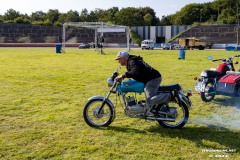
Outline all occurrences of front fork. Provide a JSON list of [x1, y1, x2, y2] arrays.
[[98, 100, 107, 114], [97, 81, 118, 115]]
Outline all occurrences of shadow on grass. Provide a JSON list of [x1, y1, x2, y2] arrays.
[[100, 125, 239, 153], [212, 97, 240, 109], [148, 126, 240, 152]]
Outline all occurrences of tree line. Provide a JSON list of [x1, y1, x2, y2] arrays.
[[0, 0, 239, 26], [0, 7, 160, 26], [161, 0, 240, 25]]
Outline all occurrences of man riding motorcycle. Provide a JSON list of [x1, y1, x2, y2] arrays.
[[115, 51, 171, 112], [83, 51, 192, 128]]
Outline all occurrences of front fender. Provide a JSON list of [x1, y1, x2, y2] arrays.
[[87, 96, 116, 120]]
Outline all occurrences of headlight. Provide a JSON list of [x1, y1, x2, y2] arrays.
[[107, 78, 114, 87], [201, 70, 208, 77]]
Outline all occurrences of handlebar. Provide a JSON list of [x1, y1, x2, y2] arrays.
[[212, 55, 240, 62], [212, 58, 226, 62]]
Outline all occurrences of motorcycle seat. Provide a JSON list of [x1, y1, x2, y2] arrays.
[[158, 84, 181, 92], [206, 70, 224, 77]]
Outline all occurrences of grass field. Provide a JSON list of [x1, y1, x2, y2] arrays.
[[0, 47, 239, 159]]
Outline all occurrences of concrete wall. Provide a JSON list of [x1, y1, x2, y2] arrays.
[[0, 23, 62, 43], [0, 23, 126, 43], [1, 23, 239, 44], [181, 24, 239, 44]]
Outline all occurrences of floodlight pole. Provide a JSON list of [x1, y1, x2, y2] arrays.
[[100, 22, 104, 54], [95, 29, 98, 51], [127, 27, 130, 52], [62, 24, 66, 53], [237, 20, 239, 47], [237, 5, 239, 48]]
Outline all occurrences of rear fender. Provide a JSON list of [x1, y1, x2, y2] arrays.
[[179, 92, 192, 109]]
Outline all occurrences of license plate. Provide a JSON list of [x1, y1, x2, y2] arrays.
[[195, 82, 205, 92]]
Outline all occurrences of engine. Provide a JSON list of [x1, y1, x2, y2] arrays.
[[125, 96, 145, 116]]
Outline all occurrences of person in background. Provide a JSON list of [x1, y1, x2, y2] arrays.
[[58, 36, 62, 43]]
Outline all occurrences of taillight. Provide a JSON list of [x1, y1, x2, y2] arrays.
[[197, 78, 203, 82], [194, 77, 203, 82], [187, 92, 192, 97], [184, 90, 192, 97]]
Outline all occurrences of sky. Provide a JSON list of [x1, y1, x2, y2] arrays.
[[0, 0, 215, 18]]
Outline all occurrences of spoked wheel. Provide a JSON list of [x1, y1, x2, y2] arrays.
[[83, 99, 114, 127], [157, 101, 189, 129], [200, 81, 215, 102]]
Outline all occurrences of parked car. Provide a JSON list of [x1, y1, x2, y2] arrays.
[[163, 43, 173, 50], [172, 44, 181, 50], [79, 43, 90, 49]]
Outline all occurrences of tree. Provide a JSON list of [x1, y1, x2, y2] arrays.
[[30, 11, 46, 22], [144, 13, 153, 26], [115, 7, 144, 26], [106, 7, 119, 23], [171, 4, 205, 25], [88, 10, 98, 22], [140, 7, 159, 25], [45, 9, 60, 24], [92, 8, 109, 23], [159, 15, 173, 26], [3, 9, 21, 21], [79, 8, 89, 22], [200, 3, 215, 22], [5, 0, 240, 26], [65, 10, 79, 22], [218, 8, 236, 24], [0, 15, 3, 22], [14, 16, 31, 24], [58, 13, 67, 24]]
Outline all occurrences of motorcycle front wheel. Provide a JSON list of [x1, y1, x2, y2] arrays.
[[157, 100, 189, 129], [83, 99, 114, 127], [200, 81, 215, 102]]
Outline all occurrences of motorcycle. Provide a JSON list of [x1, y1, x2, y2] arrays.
[[195, 54, 240, 102], [83, 71, 192, 129]]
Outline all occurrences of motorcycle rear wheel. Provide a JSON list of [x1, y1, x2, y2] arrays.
[[200, 81, 215, 102], [83, 99, 114, 127], [157, 100, 189, 129]]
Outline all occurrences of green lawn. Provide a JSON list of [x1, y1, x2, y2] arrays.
[[0, 47, 239, 159]]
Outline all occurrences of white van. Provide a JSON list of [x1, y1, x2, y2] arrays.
[[141, 40, 154, 50]]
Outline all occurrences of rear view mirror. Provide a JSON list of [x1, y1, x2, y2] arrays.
[[208, 56, 213, 60]]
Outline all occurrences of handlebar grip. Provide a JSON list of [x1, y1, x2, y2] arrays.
[[212, 58, 225, 62]]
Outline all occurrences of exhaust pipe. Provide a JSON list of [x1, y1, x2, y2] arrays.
[[146, 116, 176, 122]]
